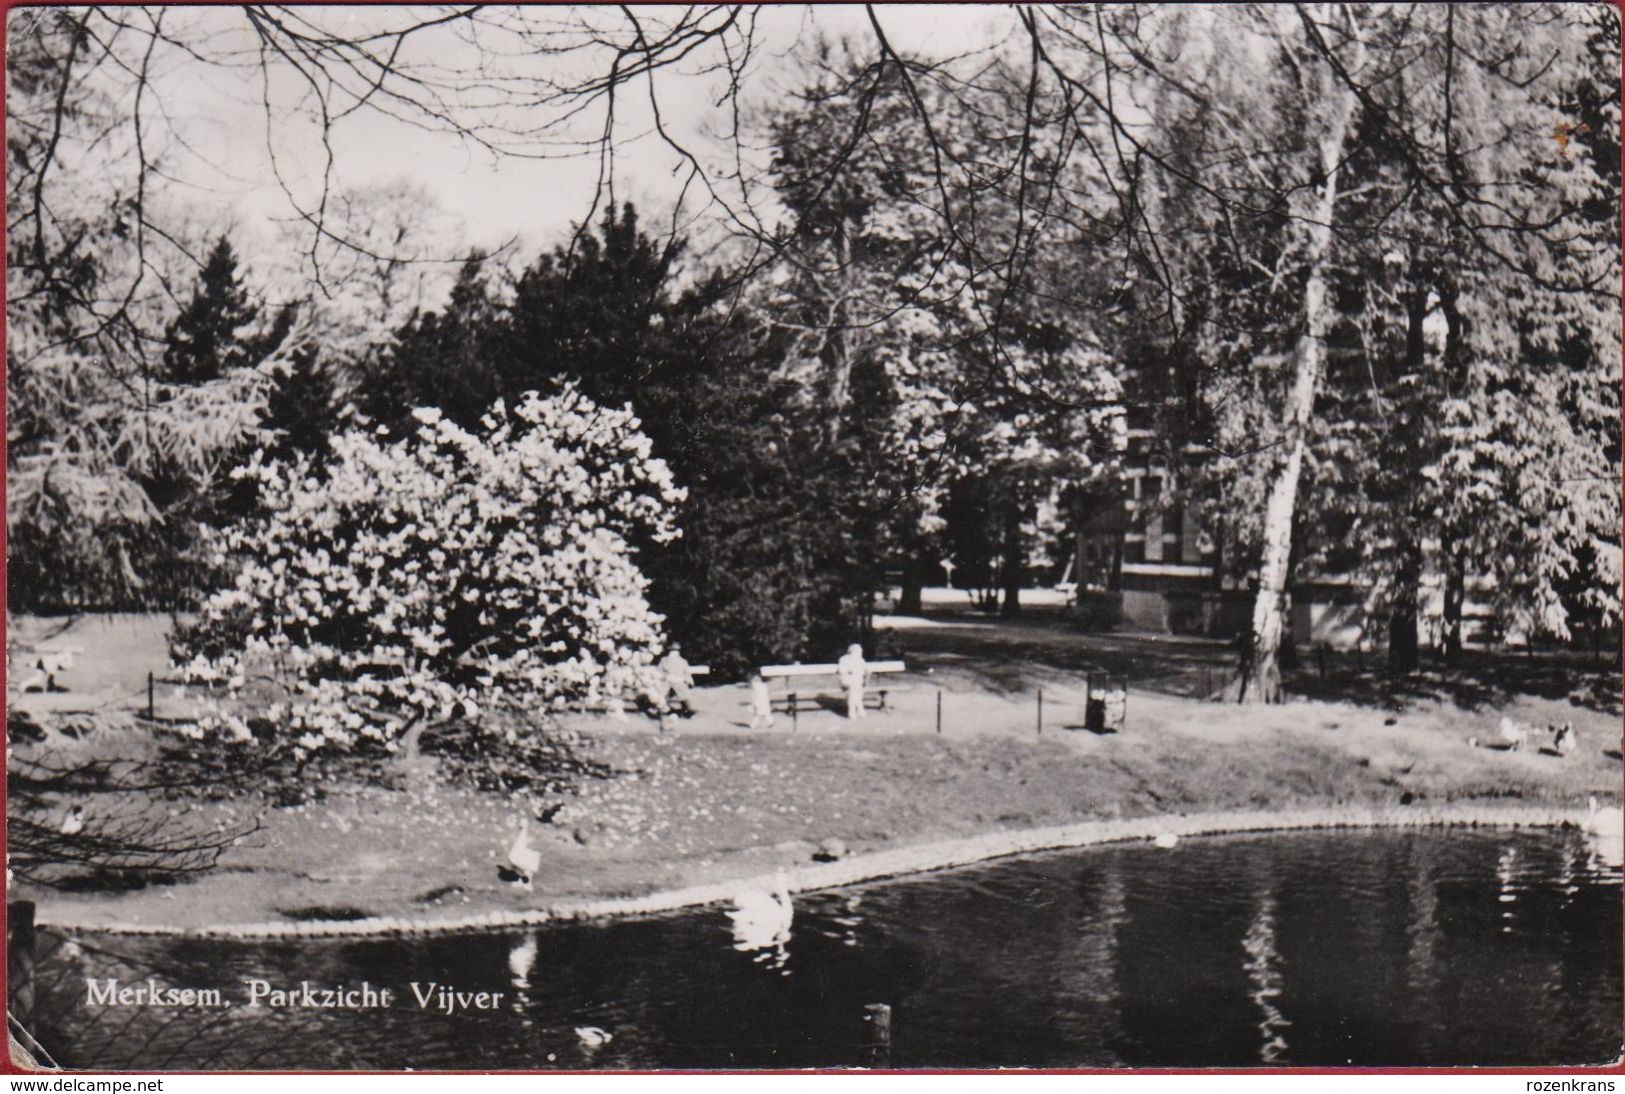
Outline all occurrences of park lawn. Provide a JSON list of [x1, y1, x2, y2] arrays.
[[11, 667, 1620, 932]]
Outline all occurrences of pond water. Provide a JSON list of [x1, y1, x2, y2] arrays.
[[26, 828, 1622, 1070]]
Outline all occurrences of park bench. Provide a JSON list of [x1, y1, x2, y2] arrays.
[[760, 660, 906, 716]]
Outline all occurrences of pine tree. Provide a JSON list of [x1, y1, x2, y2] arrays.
[[355, 253, 503, 433], [261, 344, 341, 466], [504, 203, 684, 411], [163, 236, 261, 385]]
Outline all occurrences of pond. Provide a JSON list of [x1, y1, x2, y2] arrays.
[[23, 827, 1622, 1070]]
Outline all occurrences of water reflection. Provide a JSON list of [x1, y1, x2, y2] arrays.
[[1242, 890, 1290, 1062], [27, 829, 1622, 1070]]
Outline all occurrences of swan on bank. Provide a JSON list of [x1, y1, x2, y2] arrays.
[[499, 818, 542, 888]]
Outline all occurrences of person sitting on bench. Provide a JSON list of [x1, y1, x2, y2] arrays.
[[658, 646, 696, 729]]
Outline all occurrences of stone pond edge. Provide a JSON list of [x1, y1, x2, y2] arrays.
[[38, 802, 1596, 940]]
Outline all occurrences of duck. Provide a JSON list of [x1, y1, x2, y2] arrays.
[[726, 868, 794, 950], [498, 817, 542, 888], [813, 838, 848, 863]]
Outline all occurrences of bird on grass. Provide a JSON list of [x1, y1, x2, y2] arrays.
[[497, 818, 542, 889], [60, 806, 84, 837], [1497, 716, 1531, 751]]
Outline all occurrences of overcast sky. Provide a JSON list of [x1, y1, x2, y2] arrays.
[[157, 5, 1018, 264]]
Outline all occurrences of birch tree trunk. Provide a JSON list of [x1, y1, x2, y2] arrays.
[[824, 219, 856, 447], [1239, 57, 1360, 703]]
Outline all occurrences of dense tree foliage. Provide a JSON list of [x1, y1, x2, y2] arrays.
[[9, 3, 1617, 706]]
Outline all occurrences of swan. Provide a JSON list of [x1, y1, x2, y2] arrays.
[[1153, 833, 1179, 850], [1497, 716, 1530, 750], [1583, 796, 1623, 869], [499, 818, 542, 887], [60, 805, 85, 836], [727, 869, 794, 950], [574, 1026, 613, 1048]]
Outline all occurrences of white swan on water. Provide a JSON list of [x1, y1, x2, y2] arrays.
[[727, 869, 794, 951], [1583, 796, 1623, 869]]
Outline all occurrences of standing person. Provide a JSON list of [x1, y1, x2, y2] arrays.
[[837, 643, 868, 720], [749, 672, 775, 731], [659, 645, 695, 723]]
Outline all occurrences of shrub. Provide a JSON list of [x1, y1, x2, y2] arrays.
[[173, 386, 684, 754]]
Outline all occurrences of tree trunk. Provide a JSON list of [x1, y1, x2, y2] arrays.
[[1384, 555, 1423, 672], [1442, 545, 1465, 664], [898, 558, 923, 615], [1387, 288, 1428, 677], [1000, 498, 1023, 618], [824, 219, 855, 447], [1439, 290, 1467, 667], [397, 714, 427, 765], [1240, 69, 1359, 704]]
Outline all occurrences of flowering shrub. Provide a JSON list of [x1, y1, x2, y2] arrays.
[[173, 386, 684, 754]]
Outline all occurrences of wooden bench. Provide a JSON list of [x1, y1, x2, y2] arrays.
[[760, 661, 905, 716], [769, 690, 891, 714]]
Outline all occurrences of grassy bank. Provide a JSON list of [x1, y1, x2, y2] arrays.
[[8, 611, 1621, 933]]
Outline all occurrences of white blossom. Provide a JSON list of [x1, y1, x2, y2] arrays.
[[176, 385, 684, 754]]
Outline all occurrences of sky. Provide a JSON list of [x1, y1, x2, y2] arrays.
[[147, 5, 1020, 265]]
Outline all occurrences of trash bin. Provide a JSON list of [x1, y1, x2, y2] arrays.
[[1085, 672, 1127, 733]]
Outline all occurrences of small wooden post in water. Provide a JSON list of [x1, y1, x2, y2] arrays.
[[147, 672, 155, 719], [1036, 688, 1043, 735], [790, 692, 798, 732], [863, 1002, 892, 1065], [935, 689, 942, 734]]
